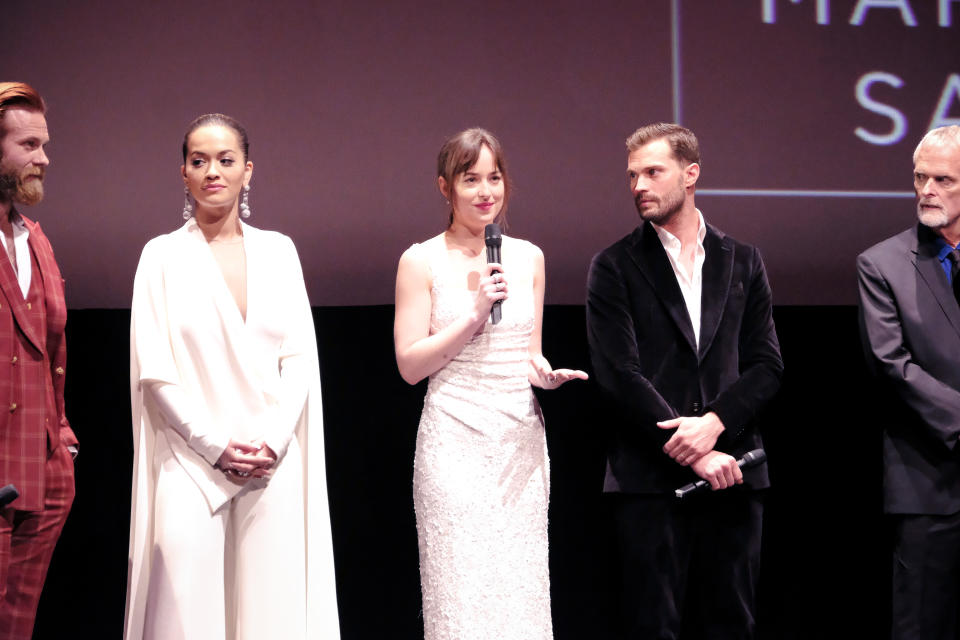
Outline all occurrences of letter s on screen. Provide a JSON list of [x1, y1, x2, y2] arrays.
[[854, 71, 907, 146]]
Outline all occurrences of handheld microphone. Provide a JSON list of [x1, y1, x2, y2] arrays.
[[674, 449, 766, 499], [0, 484, 19, 508], [484, 223, 502, 324]]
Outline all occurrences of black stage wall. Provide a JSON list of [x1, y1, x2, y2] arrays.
[[32, 305, 885, 639]]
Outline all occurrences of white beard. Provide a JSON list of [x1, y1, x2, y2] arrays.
[[918, 204, 948, 229]]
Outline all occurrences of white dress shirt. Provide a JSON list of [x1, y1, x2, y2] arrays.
[[0, 215, 32, 297], [651, 210, 706, 348]]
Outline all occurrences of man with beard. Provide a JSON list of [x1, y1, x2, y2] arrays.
[[0, 82, 76, 639], [858, 125, 960, 640], [586, 123, 783, 639]]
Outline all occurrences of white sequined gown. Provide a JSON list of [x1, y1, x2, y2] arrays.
[[412, 235, 553, 640]]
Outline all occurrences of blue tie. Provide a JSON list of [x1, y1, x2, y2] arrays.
[[948, 249, 960, 305]]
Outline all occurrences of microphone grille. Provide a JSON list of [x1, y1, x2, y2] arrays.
[[742, 449, 767, 467], [484, 223, 502, 246]]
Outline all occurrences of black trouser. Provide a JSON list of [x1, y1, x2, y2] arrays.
[[610, 490, 763, 640], [891, 511, 960, 640]]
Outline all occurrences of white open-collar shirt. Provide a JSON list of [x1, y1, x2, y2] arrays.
[[0, 214, 32, 297], [651, 209, 707, 348]]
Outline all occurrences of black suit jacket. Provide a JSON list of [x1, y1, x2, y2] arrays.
[[858, 224, 960, 515], [586, 221, 783, 494]]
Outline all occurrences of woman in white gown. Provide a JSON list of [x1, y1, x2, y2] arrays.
[[125, 114, 339, 640], [394, 128, 587, 640]]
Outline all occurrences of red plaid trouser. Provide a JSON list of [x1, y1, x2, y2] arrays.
[[0, 444, 75, 640]]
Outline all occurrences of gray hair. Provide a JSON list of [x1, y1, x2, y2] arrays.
[[913, 125, 960, 163]]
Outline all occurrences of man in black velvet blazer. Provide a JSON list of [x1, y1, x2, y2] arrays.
[[857, 124, 960, 640], [586, 123, 783, 639]]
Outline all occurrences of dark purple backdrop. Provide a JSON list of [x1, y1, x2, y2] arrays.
[[4, 0, 958, 307]]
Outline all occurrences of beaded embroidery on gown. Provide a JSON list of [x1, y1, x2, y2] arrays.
[[412, 234, 553, 640]]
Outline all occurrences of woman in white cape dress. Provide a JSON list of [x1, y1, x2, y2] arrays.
[[124, 114, 339, 640]]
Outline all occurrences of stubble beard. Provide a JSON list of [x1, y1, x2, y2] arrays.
[[635, 183, 685, 226]]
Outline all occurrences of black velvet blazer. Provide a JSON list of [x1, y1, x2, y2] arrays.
[[586, 221, 783, 494]]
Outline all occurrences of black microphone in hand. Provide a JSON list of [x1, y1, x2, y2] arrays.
[[674, 449, 766, 499], [484, 223, 502, 324], [0, 484, 19, 508]]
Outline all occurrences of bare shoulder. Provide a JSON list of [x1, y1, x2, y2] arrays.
[[398, 234, 443, 284], [398, 239, 427, 268]]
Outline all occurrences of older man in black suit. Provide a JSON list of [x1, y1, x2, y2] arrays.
[[857, 124, 960, 640], [586, 123, 783, 639]]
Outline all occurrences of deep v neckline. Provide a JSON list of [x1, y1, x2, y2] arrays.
[[191, 221, 251, 328], [208, 236, 248, 323]]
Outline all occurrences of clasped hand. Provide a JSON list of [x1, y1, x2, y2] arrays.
[[657, 412, 724, 466], [689, 450, 743, 491], [217, 438, 277, 483], [658, 412, 741, 491]]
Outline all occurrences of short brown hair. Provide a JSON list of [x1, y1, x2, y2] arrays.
[[437, 128, 511, 227], [626, 123, 700, 167], [0, 82, 46, 140]]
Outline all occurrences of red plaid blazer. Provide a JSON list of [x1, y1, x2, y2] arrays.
[[0, 214, 75, 512]]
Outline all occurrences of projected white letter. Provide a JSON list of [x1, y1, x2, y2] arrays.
[[763, 0, 831, 24], [850, 0, 918, 25], [941, 0, 960, 26], [854, 72, 907, 145], [929, 74, 960, 130]]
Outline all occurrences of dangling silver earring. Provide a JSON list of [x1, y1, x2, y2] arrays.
[[239, 184, 251, 219], [182, 186, 193, 220]]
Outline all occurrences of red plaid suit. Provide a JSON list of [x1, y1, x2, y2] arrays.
[[0, 214, 75, 638]]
